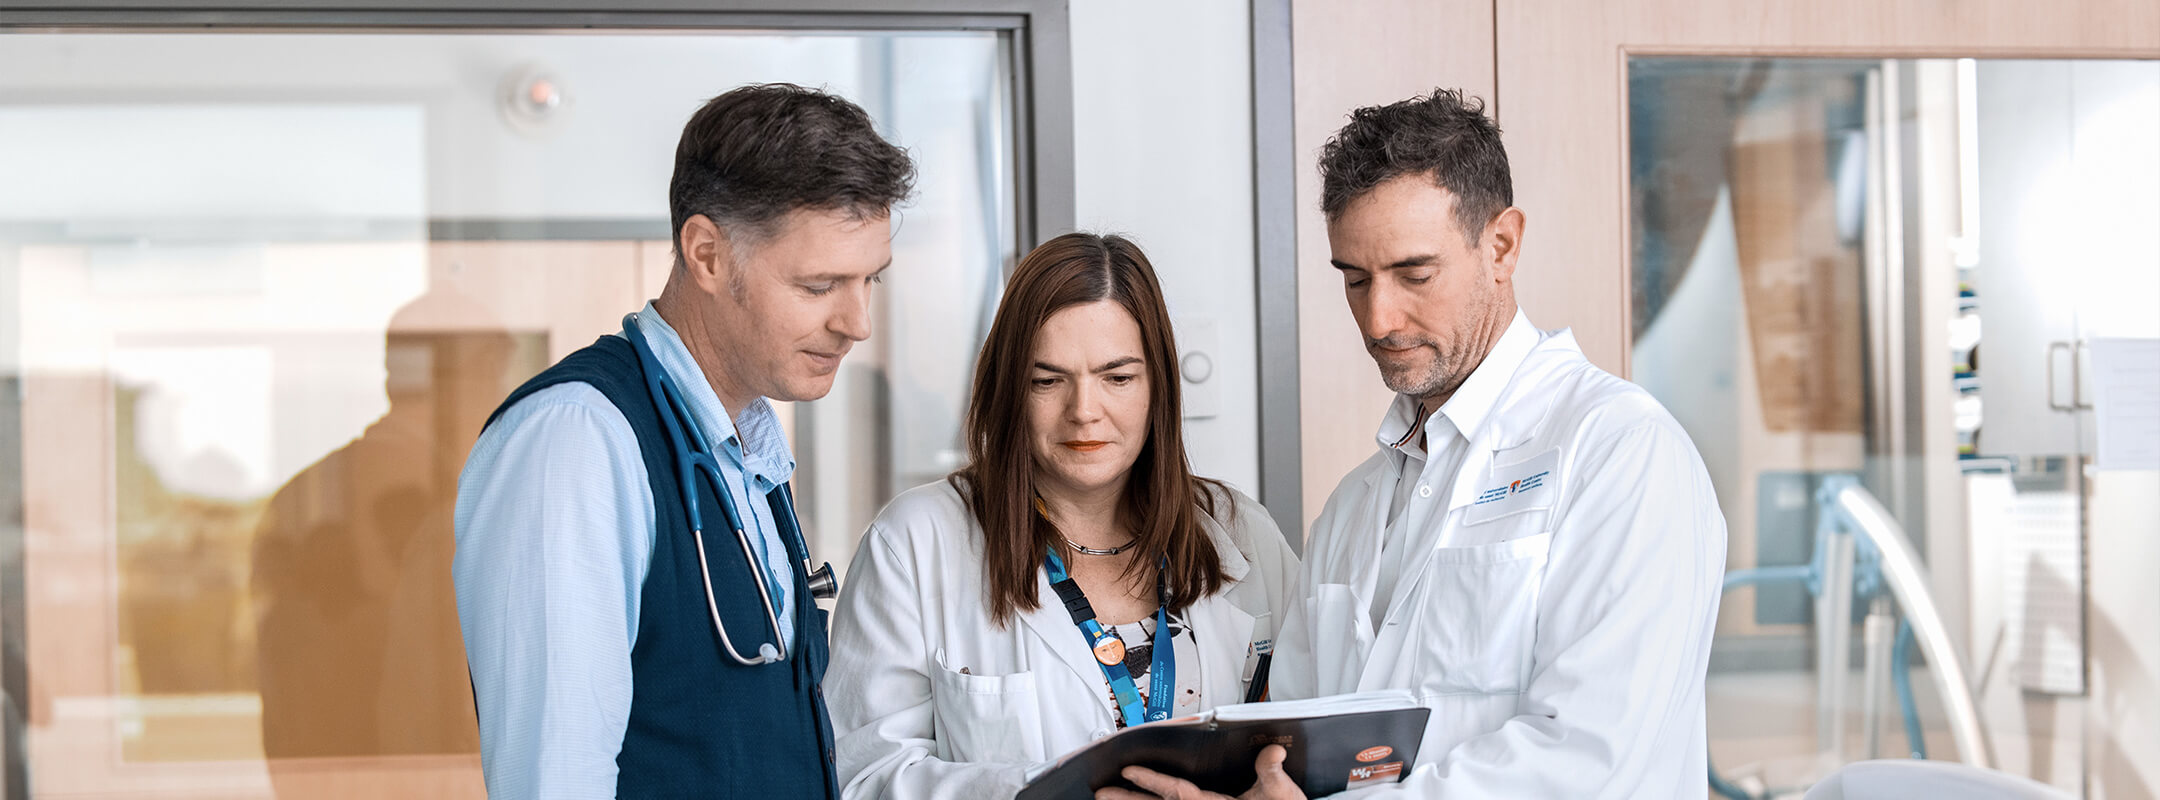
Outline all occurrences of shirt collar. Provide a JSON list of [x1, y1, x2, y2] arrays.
[[1372, 307, 1540, 453], [630, 301, 797, 488], [1375, 393, 1454, 460]]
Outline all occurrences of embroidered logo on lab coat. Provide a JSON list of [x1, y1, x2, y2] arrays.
[[1464, 447, 1559, 525], [1473, 471, 1548, 505]]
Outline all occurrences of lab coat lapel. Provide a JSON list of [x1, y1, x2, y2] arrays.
[[1190, 503, 1260, 704], [1187, 592, 1258, 707], [1377, 424, 1497, 617], [1015, 509, 1264, 720], [1298, 467, 1384, 697], [1338, 468, 1389, 614], [1361, 353, 1559, 634], [1352, 428, 1494, 691], [1016, 569, 1117, 717], [1441, 428, 1503, 547]]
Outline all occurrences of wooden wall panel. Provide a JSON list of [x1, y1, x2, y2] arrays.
[[1290, 0, 1497, 532]]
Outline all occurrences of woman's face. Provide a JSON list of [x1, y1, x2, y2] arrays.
[[1027, 300, 1153, 501]]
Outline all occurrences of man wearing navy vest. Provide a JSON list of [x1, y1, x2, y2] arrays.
[[454, 84, 914, 798]]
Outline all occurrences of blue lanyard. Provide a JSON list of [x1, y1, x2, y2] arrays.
[[1043, 548, 1176, 727]]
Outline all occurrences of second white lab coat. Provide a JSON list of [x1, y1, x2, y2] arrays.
[[1271, 319, 1728, 798], [826, 480, 1299, 800]]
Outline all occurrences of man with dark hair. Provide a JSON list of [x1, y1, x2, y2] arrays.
[[455, 83, 913, 798], [1104, 90, 1724, 799]]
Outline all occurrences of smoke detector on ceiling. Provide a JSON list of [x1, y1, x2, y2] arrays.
[[500, 65, 569, 135]]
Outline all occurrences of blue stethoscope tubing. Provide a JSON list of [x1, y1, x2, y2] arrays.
[[621, 312, 837, 667]]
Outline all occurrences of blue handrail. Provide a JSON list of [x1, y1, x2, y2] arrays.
[[1709, 560, 1928, 798]]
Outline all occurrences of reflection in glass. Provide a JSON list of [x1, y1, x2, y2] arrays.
[[1, 29, 1014, 797], [1632, 58, 1876, 640], [1630, 56, 2160, 796]]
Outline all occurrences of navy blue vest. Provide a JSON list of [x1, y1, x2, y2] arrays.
[[483, 334, 839, 799]]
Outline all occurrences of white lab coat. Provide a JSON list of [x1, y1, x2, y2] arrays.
[[1272, 318, 1727, 798], [826, 480, 1299, 800]]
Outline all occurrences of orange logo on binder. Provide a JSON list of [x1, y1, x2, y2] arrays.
[[1355, 746, 1393, 763]]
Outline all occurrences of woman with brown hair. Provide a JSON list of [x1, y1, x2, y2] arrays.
[[824, 232, 1298, 799]]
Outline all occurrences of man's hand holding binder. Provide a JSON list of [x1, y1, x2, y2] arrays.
[[1096, 743, 1306, 800]]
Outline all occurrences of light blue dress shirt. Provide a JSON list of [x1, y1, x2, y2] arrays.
[[453, 301, 798, 798]]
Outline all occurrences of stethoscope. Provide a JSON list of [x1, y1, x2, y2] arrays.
[[622, 312, 839, 666]]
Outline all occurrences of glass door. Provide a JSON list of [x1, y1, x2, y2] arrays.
[[1628, 55, 2159, 797]]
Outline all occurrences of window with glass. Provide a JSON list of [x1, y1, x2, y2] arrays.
[[0, 27, 1018, 796]]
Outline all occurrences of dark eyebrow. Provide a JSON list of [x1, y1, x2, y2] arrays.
[[1032, 356, 1142, 376], [802, 259, 893, 284], [1093, 356, 1142, 373], [1331, 254, 1439, 272]]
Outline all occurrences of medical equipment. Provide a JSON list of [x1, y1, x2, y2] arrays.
[[1710, 476, 1991, 800], [622, 312, 839, 667]]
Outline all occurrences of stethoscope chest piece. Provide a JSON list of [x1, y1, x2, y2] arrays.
[[806, 560, 839, 601]]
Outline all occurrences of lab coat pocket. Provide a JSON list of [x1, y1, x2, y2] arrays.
[[1417, 532, 1554, 695], [928, 649, 1045, 765]]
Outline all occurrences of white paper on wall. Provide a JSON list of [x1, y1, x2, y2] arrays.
[[2089, 338, 2160, 471]]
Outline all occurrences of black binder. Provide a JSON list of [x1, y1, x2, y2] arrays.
[[1017, 700, 1431, 799]]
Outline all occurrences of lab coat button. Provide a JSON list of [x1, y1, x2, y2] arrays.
[[1092, 728, 1111, 740], [1417, 484, 1433, 499]]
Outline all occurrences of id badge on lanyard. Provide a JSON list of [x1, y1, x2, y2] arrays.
[[1043, 548, 1176, 727]]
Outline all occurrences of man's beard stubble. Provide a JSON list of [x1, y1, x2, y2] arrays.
[[1370, 286, 1498, 401]]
